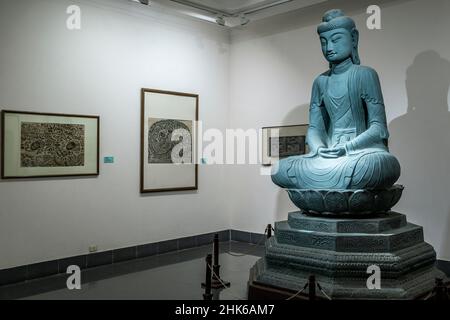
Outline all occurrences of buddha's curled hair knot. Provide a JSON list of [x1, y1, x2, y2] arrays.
[[317, 9, 356, 34], [322, 9, 345, 22]]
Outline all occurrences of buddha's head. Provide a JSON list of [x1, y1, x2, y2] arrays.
[[317, 9, 360, 66]]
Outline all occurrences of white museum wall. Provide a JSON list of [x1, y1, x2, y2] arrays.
[[228, 0, 450, 260], [0, 0, 230, 269]]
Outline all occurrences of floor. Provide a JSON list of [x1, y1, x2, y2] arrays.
[[0, 242, 264, 300], [2, 241, 448, 300]]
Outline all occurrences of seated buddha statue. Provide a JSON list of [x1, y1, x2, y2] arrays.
[[272, 9, 401, 191]]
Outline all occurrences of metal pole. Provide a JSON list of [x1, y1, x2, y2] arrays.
[[213, 234, 219, 266], [212, 234, 230, 288], [203, 254, 213, 300], [434, 278, 449, 301], [267, 224, 272, 239], [308, 275, 316, 301]]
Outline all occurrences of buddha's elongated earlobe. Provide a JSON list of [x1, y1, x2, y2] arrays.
[[351, 28, 361, 65]]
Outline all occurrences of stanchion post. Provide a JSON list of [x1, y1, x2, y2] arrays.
[[203, 254, 213, 300], [211, 234, 230, 289], [213, 234, 219, 266], [267, 224, 272, 239], [308, 275, 316, 301], [434, 278, 449, 301]]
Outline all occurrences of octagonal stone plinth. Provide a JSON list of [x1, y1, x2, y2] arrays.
[[275, 220, 423, 253], [251, 257, 444, 300], [249, 211, 447, 300], [264, 237, 436, 278], [287, 211, 407, 233]]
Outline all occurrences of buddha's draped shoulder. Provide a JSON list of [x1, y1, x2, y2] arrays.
[[355, 66, 385, 105], [311, 66, 385, 109]]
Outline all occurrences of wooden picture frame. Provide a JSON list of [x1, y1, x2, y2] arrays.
[[1, 110, 100, 179], [140, 88, 199, 193], [262, 124, 309, 166]]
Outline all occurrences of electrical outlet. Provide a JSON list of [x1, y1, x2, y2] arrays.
[[89, 245, 98, 253]]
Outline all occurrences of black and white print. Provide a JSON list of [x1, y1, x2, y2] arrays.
[[20, 122, 85, 167], [269, 135, 306, 158], [148, 118, 193, 164]]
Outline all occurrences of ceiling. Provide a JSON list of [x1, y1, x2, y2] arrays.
[[148, 0, 329, 27], [171, 0, 293, 16]]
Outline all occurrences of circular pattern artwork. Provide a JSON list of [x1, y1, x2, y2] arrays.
[[148, 118, 192, 164]]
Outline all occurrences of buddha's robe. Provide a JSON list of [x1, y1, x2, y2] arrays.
[[272, 65, 401, 190]]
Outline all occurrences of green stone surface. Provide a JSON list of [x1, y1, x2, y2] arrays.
[[250, 212, 446, 299], [288, 211, 407, 233]]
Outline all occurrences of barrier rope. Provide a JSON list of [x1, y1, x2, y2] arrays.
[[316, 282, 332, 300], [284, 280, 333, 300], [207, 254, 333, 301], [423, 279, 450, 300], [423, 290, 434, 301], [208, 263, 245, 300], [226, 227, 269, 257], [206, 225, 337, 301], [208, 264, 311, 301], [286, 282, 309, 300]]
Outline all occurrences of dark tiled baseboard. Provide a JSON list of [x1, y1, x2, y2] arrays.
[[58, 255, 87, 273], [0, 229, 250, 287], [27, 261, 58, 280], [437, 260, 450, 277], [0, 267, 27, 287], [3, 228, 447, 288], [87, 251, 113, 268], [113, 247, 137, 263]]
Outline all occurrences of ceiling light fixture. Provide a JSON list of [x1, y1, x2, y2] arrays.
[[215, 15, 226, 27], [239, 14, 250, 26], [130, 0, 150, 5]]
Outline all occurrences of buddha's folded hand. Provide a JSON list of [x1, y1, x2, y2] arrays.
[[319, 146, 346, 158]]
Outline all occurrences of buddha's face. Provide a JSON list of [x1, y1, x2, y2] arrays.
[[319, 28, 353, 64]]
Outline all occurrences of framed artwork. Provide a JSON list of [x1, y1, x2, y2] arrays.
[[262, 124, 309, 166], [1, 110, 100, 179], [141, 88, 198, 193]]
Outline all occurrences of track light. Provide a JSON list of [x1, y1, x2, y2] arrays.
[[130, 0, 150, 5], [240, 14, 250, 26], [215, 15, 226, 26]]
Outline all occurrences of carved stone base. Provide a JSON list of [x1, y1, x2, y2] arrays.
[[249, 259, 442, 300], [287, 185, 404, 215], [248, 211, 446, 300]]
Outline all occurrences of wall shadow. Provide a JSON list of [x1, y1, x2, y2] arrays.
[[443, 210, 450, 261], [388, 51, 450, 257], [273, 103, 310, 222]]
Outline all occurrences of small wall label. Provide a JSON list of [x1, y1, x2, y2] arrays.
[[104, 156, 115, 164]]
